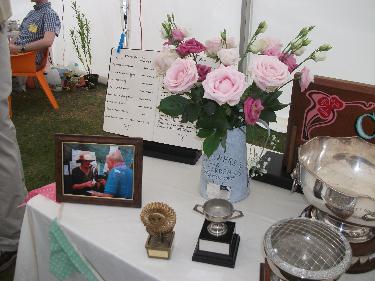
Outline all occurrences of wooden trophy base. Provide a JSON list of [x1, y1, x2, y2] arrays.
[[259, 259, 273, 281], [192, 233, 240, 268], [145, 232, 174, 259]]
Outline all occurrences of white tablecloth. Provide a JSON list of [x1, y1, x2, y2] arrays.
[[14, 157, 374, 281]]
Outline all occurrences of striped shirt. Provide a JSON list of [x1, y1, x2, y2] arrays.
[[15, 2, 60, 65]]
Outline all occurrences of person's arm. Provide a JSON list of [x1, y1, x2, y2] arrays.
[[9, 31, 55, 54], [89, 191, 114, 198], [72, 181, 93, 190]]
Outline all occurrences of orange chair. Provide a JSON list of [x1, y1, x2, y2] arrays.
[[9, 48, 59, 116]]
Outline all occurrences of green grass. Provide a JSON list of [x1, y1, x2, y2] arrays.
[[12, 84, 110, 191], [0, 263, 15, 281]]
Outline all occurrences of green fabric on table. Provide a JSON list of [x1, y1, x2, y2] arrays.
[[49, 219, 102, 281]]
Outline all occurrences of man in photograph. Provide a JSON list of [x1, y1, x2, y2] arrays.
[[0, 0, 28, 273], [91, 150, 133, 199]]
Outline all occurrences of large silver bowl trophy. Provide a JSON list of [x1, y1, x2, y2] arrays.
[[292, 136, 375, 273], [264, 218, 352, 281]]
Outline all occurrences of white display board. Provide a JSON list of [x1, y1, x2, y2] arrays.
[[103, 49, 202, 149]]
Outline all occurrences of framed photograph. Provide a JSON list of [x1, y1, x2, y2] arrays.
[[55, 134, 143, 207]]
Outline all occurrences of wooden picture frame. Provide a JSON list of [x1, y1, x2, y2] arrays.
[[283, 75, 375, 173], [55, 134, 143, 207]]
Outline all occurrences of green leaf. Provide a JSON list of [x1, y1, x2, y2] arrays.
[[197, 128, 214, 138], [181, 103, 200, 123], [203, 132, 221, 157], [263, 91, 283, 106], [220, 131, 227, 150], [202, 101, 217, 116], [264, 101, 289, 111], [158, 95, 189, 117], [214, 107, 231, 131], [259, 110, 277, 123], [243, 83, 264, 101], [189, 86, 204, 103], [196, 116, 214, 129]]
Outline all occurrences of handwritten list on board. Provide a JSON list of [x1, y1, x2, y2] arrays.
[[103, 49, 202, 150]]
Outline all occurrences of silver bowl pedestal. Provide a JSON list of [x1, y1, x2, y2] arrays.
[[292, 136, 375, 243]]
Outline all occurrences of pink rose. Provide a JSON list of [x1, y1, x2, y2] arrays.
[[250, 55, 290, 92], [163, 58, 199, 93], [202, 65, 245, 106], [279, 53, 297, 73], [171, 28, 186, 42], [244, 97, 264, 125], [153, 48, 179, 75], [262, 38, 282, 57], [217, 48, 239, 66], [205, 38, 223, 57], [300, 66, 314, 92], [176, 38, 206, 57], [196, 64, 211, 82]]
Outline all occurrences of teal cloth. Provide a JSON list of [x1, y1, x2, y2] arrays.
[[49, 219, 101, 281]]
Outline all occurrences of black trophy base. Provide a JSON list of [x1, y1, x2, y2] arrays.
[[143, 140, 201, 165], [192, 233, 240, 268], [252, 151, 299, 192]]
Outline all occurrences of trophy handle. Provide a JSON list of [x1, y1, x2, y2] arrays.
[[230, 210, 244, 220], [193, 204, 204, 215], [363, 212, 375, 222]]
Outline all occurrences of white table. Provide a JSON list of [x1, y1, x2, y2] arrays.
[[14, 157, 374, 281]]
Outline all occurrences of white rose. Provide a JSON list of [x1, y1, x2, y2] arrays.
[[217, 48, 239, 66], [294, 46, 305, 56], [226, 37, 237, 48], [313, 51, 327, 62], [153, 49, 179, 75], [249, 39, 268, 53]]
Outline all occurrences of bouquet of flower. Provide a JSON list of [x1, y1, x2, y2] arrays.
[[154, 15, 331, 157]]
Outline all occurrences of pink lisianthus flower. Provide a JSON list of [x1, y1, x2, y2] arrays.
[[262, 38, 282, 57], [249, 55, 290, 92], [176, 38, 206, 57], [202, 65, 245, 106], [164, 58, 199, 93], [196, 64, 212, 82], [153, 48, 179, 75], [279, 53, 297, 73], [244, 97, 264, 125], [171, 28, 186, 42], [300, 66, 314, 92], [205, 38, 223, 57]]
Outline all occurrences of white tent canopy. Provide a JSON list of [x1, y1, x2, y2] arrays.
[[10, 0, 375, 132]]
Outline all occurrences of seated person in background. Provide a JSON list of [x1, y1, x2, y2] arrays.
[[91, 150, 133, 199], [71, 152, 97, 196], [8, 0, 61, 67]]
